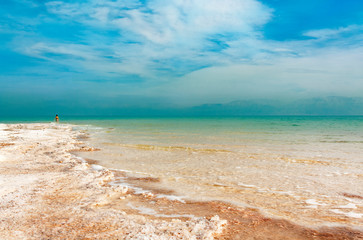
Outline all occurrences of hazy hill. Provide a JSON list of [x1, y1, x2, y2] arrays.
[[188, 97, 363, 116], [1, 96, 363, 117]]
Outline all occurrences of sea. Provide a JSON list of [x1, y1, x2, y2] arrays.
[[2, 116, 363, 227]]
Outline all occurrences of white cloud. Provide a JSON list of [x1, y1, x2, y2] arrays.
[[8, 0, 363, 106], [153, 46, 363, 105], [16, 40, 150, 79], [23, 42, 98, 60], [112, 0, 272, 43], [45, 1, 82, 17], [304, 25, 363, 39], [43, 0, 273, 71], [91, 7, 110, 23]]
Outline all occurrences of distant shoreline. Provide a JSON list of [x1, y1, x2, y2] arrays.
[[1, 115, 363, 124]]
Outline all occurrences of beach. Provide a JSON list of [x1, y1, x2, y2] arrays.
[[0, 122, 362, 239]]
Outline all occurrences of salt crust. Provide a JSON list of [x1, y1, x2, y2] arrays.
[[0, 123, 227, 239]]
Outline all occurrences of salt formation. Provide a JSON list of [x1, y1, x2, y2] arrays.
[[0, 124, 226, 239]]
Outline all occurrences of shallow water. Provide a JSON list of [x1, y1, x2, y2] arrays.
[[71, 117, 363, 227]]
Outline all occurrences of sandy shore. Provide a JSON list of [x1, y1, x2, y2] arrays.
[[0, 123, 362, 239]]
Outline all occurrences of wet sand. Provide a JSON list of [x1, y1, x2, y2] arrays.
[[0, 123, 362, 239]]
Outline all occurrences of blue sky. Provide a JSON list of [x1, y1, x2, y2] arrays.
[[0, 0, 363, 114]]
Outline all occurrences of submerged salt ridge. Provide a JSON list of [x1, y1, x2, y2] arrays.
[[74, 117, 363, 228]]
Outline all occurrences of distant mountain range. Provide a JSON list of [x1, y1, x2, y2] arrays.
[[187, 96, 363, 116], [1, 96, 363, 117]]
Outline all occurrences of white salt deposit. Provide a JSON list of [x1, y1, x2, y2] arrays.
[[127, 202, 196, 219], [127, 203, 158, 215], [331, 209, 345, 214], [305, 199, 319, 205], [91, 164, 103, 171], [345, 212, 363, 218], [0, 123, 227, 239], [156, 194, 186, 203], [305, 199, 326, 206], [338, 203, 357, 209], [331, 209, 363, 219], [238, 183, 257, 188]]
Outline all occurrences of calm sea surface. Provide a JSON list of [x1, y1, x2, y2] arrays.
[[4, 116, 363, 226], [69, 116, 363, 227]]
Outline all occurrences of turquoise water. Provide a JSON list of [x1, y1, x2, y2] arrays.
[[2, 115, 363, 157], [2, 116, 363, 225], [2, 115, 363, 135], [67, 116, 363, 147], [69, 116, 363, 226]]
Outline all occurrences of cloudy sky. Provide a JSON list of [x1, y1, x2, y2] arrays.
[[1, 0, 362, 114]]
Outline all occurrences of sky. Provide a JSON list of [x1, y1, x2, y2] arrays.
[[0, 0, 363, 115]]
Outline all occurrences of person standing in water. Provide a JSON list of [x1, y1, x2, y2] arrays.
[[54, 114, 59, 123]]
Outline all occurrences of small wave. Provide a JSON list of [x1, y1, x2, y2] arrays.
[[102, 142, 231, 153], [320, 140, 363, 143], [279, 156, 330, 165]]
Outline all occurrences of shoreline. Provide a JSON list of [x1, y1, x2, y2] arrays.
[[0, 123, 362, 239]]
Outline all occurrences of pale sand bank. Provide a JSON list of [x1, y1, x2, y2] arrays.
[[0, 123, 362, 239]]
